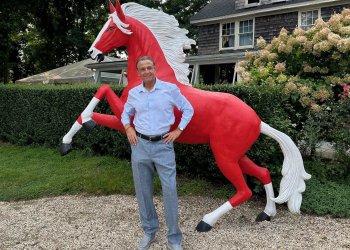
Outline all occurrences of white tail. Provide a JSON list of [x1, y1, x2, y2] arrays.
[[260, 122, 311, 213]]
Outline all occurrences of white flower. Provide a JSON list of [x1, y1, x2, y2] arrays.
[[320, 27, 331, 37], [259, 49, 270, 59], [337, 38, 350, 53], [339, 26, 350, 35], [256, 37, 267, 48], [327, 32, 341, 45], [274, 62, 286, 73], [293, 27, 306, 36]]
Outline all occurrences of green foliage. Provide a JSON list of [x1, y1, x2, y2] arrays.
[[0, 83, 293, 190], [0, 142, 246, 203], [240, 9, 350, 111], [304, 160, 348, 183], [302, 177, 350, 218], [0, 83, 129, 159], [0, 142, 135, 201], [0, 82, 348, 197], [1, 0, 207, 83], [1, 0, 109, 83], [1, 83, 349, 217], [161, 0, 209, 43], [300, 98, 350, 166], [238, 9, 350, 179], [1, 143, 349, 218]]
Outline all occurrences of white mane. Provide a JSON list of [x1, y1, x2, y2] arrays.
[[121, 2, 196, 85]]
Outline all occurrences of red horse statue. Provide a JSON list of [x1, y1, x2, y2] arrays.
[[60, 1, 311, 232]]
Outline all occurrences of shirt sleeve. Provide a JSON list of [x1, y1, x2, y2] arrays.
[[172, 87, 194, 129], [121, 94, 135, 126]]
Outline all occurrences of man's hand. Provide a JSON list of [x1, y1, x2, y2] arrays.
[[163, 128, 182, 144], [126, 127, 138, 145]]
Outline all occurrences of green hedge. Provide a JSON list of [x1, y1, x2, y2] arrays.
[[0, 83, 298, 188], [0, 84, 129, 159], [0, 83, 348, 192]]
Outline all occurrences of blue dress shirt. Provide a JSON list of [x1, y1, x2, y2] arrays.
[[121, 79, 194, 135]]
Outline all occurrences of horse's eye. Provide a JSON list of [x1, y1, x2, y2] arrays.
[[108, 27, 115, 31]]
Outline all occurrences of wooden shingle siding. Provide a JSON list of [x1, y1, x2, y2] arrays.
[[235, 0, 245, 10], [197, 24, 220, 55], [194, 2, 350, 57], [321, 4, 350, 21], [255, 12, 298, 43]]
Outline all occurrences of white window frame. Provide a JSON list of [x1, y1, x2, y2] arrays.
[[298, 9, 321, 30], [220, 19, 255, 50], [245, 0, 260, 7], [221, 22, 235, 49]]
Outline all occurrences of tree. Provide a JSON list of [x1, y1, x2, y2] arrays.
[[24, 0, 108, 72], [0, 0, 209, 82], [161, 0, 209, 44], [0, 0, 30, 83], [1, 0, 107, 83]]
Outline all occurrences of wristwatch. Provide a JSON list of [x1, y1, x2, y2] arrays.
[[178, 127, 184, 131]]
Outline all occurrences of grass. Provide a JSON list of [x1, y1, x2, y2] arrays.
[[0, 142, 233, 202], [1, 142, 349, 218], [0, 142, 135, 201]]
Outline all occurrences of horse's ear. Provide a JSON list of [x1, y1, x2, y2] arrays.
[[109, 0, 116, 13], [115, 0, 126, 22]]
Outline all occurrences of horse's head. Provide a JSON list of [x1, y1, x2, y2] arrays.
[[88, 0, 132, 62]]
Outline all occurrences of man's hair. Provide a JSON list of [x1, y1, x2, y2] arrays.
[[136, 56, 155, 69]]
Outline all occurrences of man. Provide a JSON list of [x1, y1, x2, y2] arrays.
[[121, 56, 194, 250]]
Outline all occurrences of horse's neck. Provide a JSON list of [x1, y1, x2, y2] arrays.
[[125, 17, 181, 90]]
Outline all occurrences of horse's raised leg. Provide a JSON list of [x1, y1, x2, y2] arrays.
[[81, 84, 124, 131], [61, 120, 82, 155], [81, 97, 100, 131], [238, 156, 276, 221], [196, 144, 252, 232], [60, 84, 124, 155]]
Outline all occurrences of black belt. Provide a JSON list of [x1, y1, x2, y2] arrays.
[[136, 131, 166, 142]]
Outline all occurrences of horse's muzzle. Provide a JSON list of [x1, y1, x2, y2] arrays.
[[88, 47, 104, 62], [88, 49, 94, 57], [97, 54, 105, 63]]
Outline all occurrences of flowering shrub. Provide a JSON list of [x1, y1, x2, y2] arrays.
[[238, 8, 350, 110], [343, 84, 350, 97]]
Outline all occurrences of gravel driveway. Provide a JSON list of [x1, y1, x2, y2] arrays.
[[0, 195, 349, 249]]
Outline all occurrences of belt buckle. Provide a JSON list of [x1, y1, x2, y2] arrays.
[[149, 136, 154, 142]]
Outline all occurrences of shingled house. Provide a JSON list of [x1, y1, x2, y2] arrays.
[[189, 0, 350, 84]]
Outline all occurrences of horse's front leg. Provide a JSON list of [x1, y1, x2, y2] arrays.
[[60, 84, 124, 155], [81, 84, 124, 131]]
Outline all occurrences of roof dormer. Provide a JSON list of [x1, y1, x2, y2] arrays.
[[244, 0, 260, 8]]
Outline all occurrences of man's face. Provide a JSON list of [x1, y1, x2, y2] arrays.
[[137, 60, 156, 84]]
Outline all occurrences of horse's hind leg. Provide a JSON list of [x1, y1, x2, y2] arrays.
[[239, 156, 276, 221], [60, 84, 123, 155], [196, 147, 252, 232]]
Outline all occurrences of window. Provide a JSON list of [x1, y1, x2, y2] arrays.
[[239, 20, 253, 46], [245, 0, 260, 7], [222, 23, 235, 48], [221, 19, 254, 49], [299, 10, 320, 30], [247, 0, 260, 4]]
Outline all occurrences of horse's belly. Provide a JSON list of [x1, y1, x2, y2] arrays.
[[174, 88, 261, 145]]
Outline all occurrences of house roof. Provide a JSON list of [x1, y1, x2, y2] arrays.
[[15, 57, 122, 84], [191, 0, 346, 24]]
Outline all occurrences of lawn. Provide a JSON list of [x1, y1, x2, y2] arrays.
[[1, 142, 349, 218], [0, 142, 233, 201]]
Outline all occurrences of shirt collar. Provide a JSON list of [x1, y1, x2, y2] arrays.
[[138, 78, 164, 92]]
